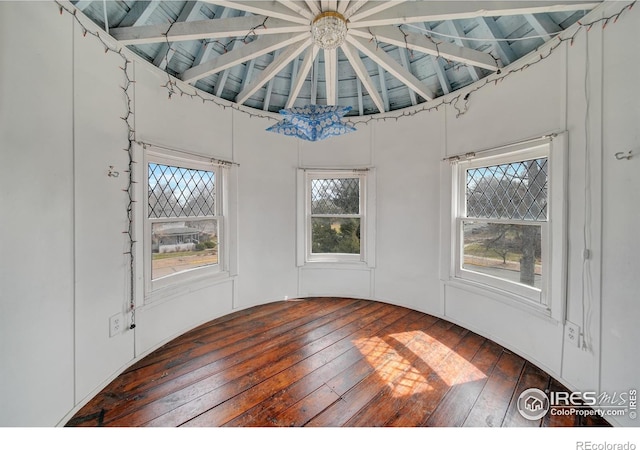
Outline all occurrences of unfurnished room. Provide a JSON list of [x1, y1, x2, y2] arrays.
[[1, 0, 639, 446]]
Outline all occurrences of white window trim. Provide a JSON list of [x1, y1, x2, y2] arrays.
[[449, 134, 567, 319], [297, 168, 376, 268], [142, 146, 236, 302]]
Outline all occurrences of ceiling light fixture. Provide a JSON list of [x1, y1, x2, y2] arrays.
[[311, 11, 347, 50], [266, 104, 356, 142], [266, 12, 354, 142]]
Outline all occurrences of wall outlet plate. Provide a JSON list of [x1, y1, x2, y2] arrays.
[[109, 313, 123, 337], [565, 320, 581, 347]]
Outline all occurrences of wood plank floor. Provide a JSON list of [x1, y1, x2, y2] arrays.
[[66, 298, 610, 427]]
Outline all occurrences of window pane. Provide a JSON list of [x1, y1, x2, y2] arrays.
[[151, 219, 218, 280], [311, 217, 360, 254], [311, 178, 360, 215], [462, 221, 542, 288], [148, 163, 215, 218], [466, 158, 547, 221]]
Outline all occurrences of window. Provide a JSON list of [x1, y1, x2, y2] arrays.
[[452, 136, 565, 309], [145, 149, 228, 293], [299, 169, 374, 265]]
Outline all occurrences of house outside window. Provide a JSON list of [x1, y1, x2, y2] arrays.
[[144, 149, 229, 295]]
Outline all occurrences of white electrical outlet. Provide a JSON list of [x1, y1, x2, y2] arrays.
[[565, 321, 581, 347], [109, 313, 123, 337]]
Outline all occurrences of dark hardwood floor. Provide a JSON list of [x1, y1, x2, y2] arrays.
[[66, 297, 610, 427]]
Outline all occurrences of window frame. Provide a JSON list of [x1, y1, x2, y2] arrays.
[[451, 135, 567, 317], [143, 148, 229, 297], [298, 168, 375, 266]]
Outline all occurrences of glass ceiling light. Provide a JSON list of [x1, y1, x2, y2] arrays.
[[311, 11, 348, 50]]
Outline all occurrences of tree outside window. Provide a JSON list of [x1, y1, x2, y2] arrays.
[[456, 150, 549, 303]]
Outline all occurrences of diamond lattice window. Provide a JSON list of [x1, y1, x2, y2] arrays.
[[453, 146, 554, 305], [148, 163, 216, 218], [146, 160, 221, 289], [311, 178, 360, 215], [466, 158, 548, 221], [307, 173, 363, 258]]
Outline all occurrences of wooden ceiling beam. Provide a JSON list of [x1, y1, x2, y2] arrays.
[[343, 0, 368, 19], [236, 39, 312, 105], [154, 2, 202, 70], [180, 32, 308, 83], [286, 45, 320, 108], [116, 1, 161, 28], [355, 77, 364, 115], [239, 58, 256, 93], [324, 48, 338, 105], [349, 1, 599, 28], [337, 0, 350, 15], [398, 48, 417, 106], [410, 21, 451, 95], [213, 10, 250, 96], [476, 17, 517, 66], [311, 56, 319, 103], [322, 0, 338, 12], [191, 7, 235, 66], [73, 1, 93, 11], [111, 15, 308, 45], [348, 0, 408, 22], [341, 41, 386, 113], [263, 49, 281, 110], [377, 64, 390, 112], [304, 0, 322, 16], [347, 35, 434, 101], [286, 56, 300, 106], [349, 26, 498, 71], [201, 1, 310, 24], [524, 13, 562, 41], [446, 20, 483, 82], [275, 0, 314, 20]]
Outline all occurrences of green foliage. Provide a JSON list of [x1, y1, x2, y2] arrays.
[[310, 177, 361, 255], [312, 218, 360, 254], [193, 240, 216, 252]]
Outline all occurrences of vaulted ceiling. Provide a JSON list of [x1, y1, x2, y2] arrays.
[[72, 1, 601, 116]]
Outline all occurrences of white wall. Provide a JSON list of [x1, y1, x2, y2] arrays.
[[233, 111, 299, 308], [600, 5, 640, 427], [372, 114, 444, 314], [0, 2, 75, 426], [72, 11, 136, 402], [0, 1, 638, 427]]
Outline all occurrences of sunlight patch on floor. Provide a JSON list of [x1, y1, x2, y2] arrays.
[[354, 330, 486, 398]]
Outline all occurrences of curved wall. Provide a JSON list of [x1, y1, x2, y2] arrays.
[[1, 1, 638, 427]]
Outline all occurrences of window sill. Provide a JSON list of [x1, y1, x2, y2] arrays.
[[443, 276, 559, 323], [145, 270, 234, 307], [301, 260, 372, 270]]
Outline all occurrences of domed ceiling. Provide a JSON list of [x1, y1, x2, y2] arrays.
[[72, 0, 600, 116]]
